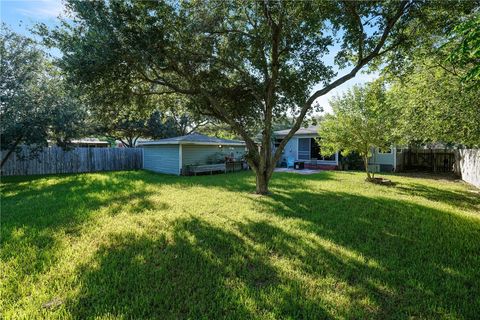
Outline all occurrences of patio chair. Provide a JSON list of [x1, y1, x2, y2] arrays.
[[287, 157, 295, 169]]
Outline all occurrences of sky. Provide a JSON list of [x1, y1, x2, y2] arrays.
[[1, 0, 64, 34], [1, 0, 378, 115]]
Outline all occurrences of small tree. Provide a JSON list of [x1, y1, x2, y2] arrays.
[[318, 83, 395, 181]]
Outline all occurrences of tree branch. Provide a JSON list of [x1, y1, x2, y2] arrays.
[[344, 1, 365, 62], [136, 68, 198, 95], [1, 135, 23, 168], [187, 119, 211, 134]]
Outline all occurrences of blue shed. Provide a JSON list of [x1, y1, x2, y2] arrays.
[[138, 134, 246, 175]]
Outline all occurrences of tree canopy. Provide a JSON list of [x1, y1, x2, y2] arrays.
[[447, 13, 480, 85], [89, 93, 211, 147], [386, 58, 480, 148], [0, 26, 88, 167], [382, 10, 480, 148]]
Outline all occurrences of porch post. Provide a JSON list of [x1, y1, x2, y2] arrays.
[[393, 145, 397, 172], [178, 144, 183, 175]]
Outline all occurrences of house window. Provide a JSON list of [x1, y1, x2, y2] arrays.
[[297, 137, 336, 161], [298, 138, 310, 160], [294, 137, 337, 161]]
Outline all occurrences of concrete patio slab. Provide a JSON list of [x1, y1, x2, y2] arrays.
[[274, 168, 323, 175]]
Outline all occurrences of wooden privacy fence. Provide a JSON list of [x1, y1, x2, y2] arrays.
[[1, 147, 143, 176]]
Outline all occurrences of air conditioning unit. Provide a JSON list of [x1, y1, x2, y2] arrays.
[[368, 164, 380, 173]]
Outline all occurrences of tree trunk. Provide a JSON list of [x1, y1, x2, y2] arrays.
[[250, 149, 275, 195], [363, 155, 372, 181], [255, 168, 270, 194], [1, 136, 23, 168], [1, 147, 16, 168], [245, 144, 274, 195]]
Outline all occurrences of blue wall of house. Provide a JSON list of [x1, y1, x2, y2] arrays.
[[280, 137, 299, 162], [143, 145, 180, 175]]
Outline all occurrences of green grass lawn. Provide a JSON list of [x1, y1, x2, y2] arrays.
[[1, 170, 479, 319]]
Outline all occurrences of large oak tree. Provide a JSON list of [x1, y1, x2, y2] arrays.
[[42, 0, 474, 193], [1, 26, 88, 168]]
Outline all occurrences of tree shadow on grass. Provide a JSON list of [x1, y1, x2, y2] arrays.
[[393, 171, 461, 181], [1, 171, 169, 302], [67, 183, 480, 318], [237, 219, 396, 318], [253, 188, 480, 318], [1, 171, 168, 230], [4, 170, 480, 318], [137, 169, 338, 194], [69, 217, 332, 319], [395, 182, 480, 212]]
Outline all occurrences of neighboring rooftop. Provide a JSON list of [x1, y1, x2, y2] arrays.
[[274, 125, 319, 137], [48, 138, 110, 146], [70, 138, 109, 145], [137, 133, 246, 146]]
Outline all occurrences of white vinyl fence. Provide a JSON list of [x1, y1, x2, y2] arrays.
[[455, 149, 480, 188], [1, 147, 143, 176]]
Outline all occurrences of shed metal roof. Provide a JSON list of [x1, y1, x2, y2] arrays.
[[273, 125, 319, 137], [137, 133, 246, 146]]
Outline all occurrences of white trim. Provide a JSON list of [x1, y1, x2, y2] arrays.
[[393, 146, 397, 171], [335, 152, 339, 166], [276, 133, 318, 139], [178, 144, 183, 175], [142, 147, 144, 169], [138, 141, 245, 147]]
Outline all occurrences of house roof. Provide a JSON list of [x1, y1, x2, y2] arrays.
[[137, 133, 246, 146], [273, 125, 319, 137]]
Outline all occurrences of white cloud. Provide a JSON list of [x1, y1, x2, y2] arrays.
[[16, 0, 65, 19]]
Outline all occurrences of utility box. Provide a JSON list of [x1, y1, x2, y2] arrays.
[[294, 161, 305, 170]]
